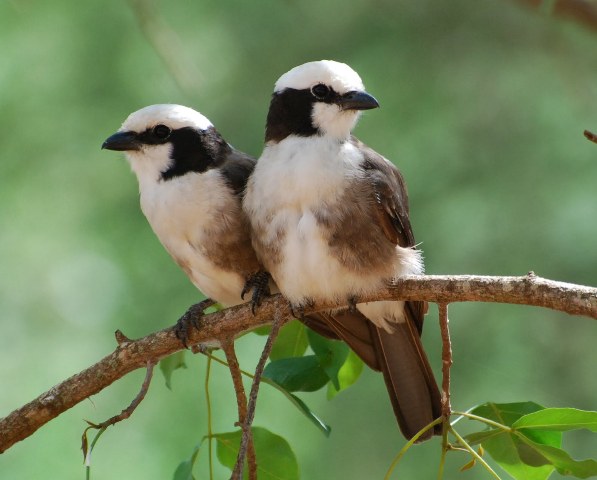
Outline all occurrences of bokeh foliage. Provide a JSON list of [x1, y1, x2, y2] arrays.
[[1, 0, 596, 478]]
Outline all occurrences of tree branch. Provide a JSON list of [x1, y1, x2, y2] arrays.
[[515, 0, 597, 32], [438, 303, 452, 419], [585, 129, 597, 144], [1, 273, 595, 453], [232, 311, 287, 479]]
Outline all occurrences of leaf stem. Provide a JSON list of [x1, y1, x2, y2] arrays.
[[448, 425, 502, 480], [205, 356, 214, 480], [452, 411, 512, 432], [438, 415, 449, 479], [384, 417, 443, 479], [84, 426, 107, 480], [205, 352, 254, 378]]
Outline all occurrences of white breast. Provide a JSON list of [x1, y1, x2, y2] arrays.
[[246, 136, 423, 330], [247, 137, 372, 297], [138, 169, 245, 307]]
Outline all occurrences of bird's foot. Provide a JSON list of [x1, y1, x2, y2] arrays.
[[241, 270, 271, 314], [290, 298, 315, 319], [175, 298, 216, 348], [347, 295, 359, 313]]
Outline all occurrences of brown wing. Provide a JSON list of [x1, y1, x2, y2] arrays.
[[298, 138, 440, 441], [354, 136, 426, 333], [354, 137, 440, 439]]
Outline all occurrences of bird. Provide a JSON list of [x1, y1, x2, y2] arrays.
[[243, 60, 442, 440], [101, 104, 266, 342]]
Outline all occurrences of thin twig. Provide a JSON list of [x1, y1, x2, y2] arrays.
[[231, 311, 287, 479], [86, 360, 154, 430], [438, 303, 452, 418], [584, 129, 597, 144], [437, 303, 452, 479], [220, 340, 257, 479], [448, 425, 502, 480], [81, 361, 155, 461]]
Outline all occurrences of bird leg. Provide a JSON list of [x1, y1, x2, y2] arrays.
[[174, 298, 217, 348], [347, 295, 359, 313], [241, 270, 271, 314], [289, 297, 315, 319]]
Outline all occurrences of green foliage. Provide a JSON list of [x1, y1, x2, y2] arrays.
[[306, 329, 349, 390], [327, 349, 364, 400], [263, 356, 330, 392], [513, 408, 597, 433], [173, 445, 200, 480], [269, 320, 309, 360], [459, 403, 597, 480], [159, 351, 187, 390], [214, 427, 299, 480], [259, 324, 362, 435], [260, 377, 331, 437], [263, 327, 357, 393], [2, 0, 597, 478]]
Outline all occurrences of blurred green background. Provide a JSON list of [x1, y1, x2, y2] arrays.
[[1, 0, 596, 478]]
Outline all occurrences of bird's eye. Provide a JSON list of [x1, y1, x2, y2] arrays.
[[311, 83, 330, 100], [153, 124, 171, 140]]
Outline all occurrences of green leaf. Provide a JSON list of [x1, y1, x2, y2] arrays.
[[287, 392, 332, 437], [159, 351, 187, 390], [269, 320, 308, 360], [470, 401, 546, 427], [327, 349, 364, 399], [464, 429, 505, 446], [205, 302, 224, 313], [466, 402, 558, 480], [172, 444, 200, 480], [263, 355, 329, 392], [516, 434, 597, 478], [214, 427, 299, 480], [480, 431, 555, 480], [172, 460, 195, 480], [513, 408, 597, 433], [306, 329, 349, 390], [252, 325, 272, 336], [260, 376, 331, 436]]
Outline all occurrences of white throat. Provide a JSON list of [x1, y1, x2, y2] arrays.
[[311, 103, 361, 140], [125, 145, 173, 188]]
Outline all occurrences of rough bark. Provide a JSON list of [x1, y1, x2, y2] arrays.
[[1, 273, 595, 453]]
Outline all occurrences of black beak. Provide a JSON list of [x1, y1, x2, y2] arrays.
[[102, 131, 141, 151], [337, 90, 380, 111]]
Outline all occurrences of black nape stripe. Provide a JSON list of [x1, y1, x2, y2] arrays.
[[159, 126, 231, 181]]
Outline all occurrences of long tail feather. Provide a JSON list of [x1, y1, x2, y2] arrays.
[[370, 310, 442, 440], [304, 301, 441, 441]]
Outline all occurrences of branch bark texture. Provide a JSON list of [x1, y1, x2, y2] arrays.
[[1, 274, 595, 453]]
